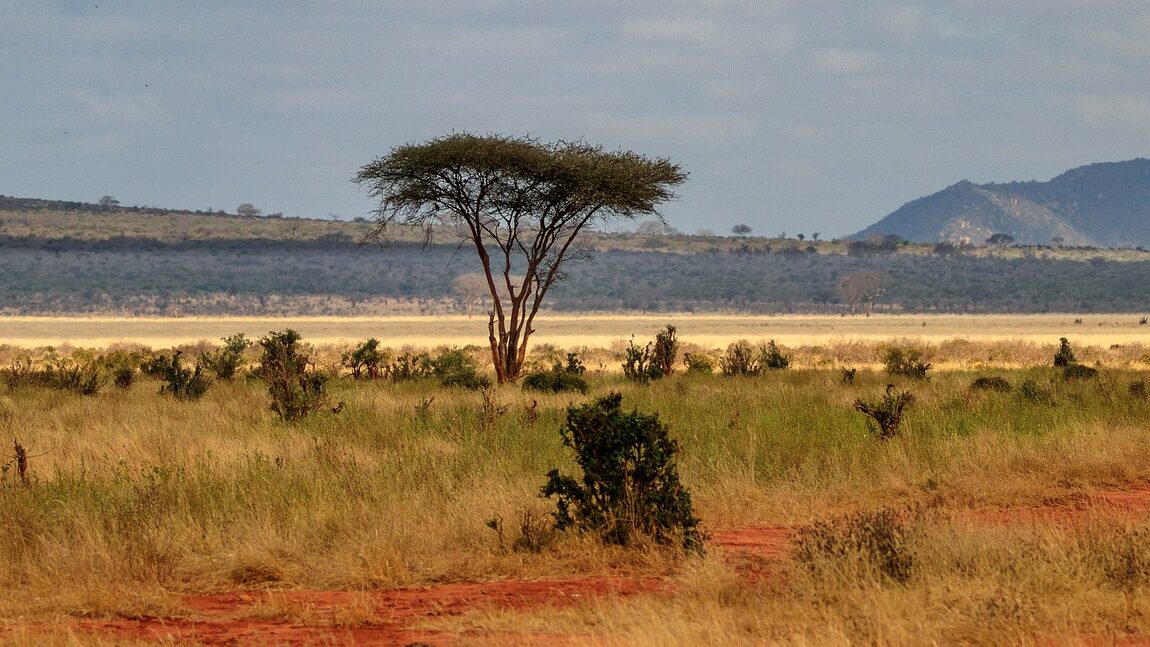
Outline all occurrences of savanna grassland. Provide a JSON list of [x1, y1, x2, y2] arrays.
[[2, 324, 1150, 645]]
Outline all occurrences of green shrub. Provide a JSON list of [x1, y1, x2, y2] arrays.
[[622, 337, 662, 383], [199, 333, 252, 380], [1063, 364, 1099, 380], [652, 325, 678, 377], [1053, 337, 1076, 367], [157, 351, 212, 401], [840, 367, 857, 385], [881, 346, 931, 379], [258, 329, 327, 422], [1018, 378, 1056, 406], [431, 348, 491, 390], [3, 356, 40, 390], [386, 351, 434, 381], [682, 352, 714, 375], [341, 338, 387, 379], [523, 353, 589, 393], [719, 340, 762, 376], [46, 358, 106, 396], [762, 339, 790, 370], [854, 385, 914, 440], [140, 353, 171, 379], [112, 366, 135, 389], [541, 393, 703, 552], [970, 376, 1012, 392]]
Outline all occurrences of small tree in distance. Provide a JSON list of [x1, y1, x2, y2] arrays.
[[986, 233, 1015, 247], [237, 203, 262, 217], [355, 133, 687, 383], [838, 270, 890, 316], [732, 223, 752, 237]]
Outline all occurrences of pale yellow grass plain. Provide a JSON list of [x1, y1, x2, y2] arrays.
[[1, 312, 1147, 350]]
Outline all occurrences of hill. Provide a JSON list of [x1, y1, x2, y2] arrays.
[[3, 194, 1150, 316], [855, 159, 1150, 247]]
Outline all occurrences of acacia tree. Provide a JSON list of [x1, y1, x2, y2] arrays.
[[355, 133, 686, 383], [838, 269, 890, 316]]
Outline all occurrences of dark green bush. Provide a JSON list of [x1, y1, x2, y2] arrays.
[[341, 337, 387, 379], [970, 376, 1012, 392], [199, 333, 252, 380], [652, 325, 678, 377], [386, 351, 434, 381], [719, 340, 762, 377], [46, 358, 106, 396], [523, 353, 589, 393], [258, 329, 327, 421], [431, 348, 491, 390], [622, 337, 662, 383], [541, 393, 703, 552], [112, 366, 135, 389], [840, 367, 857, 385], [157, 351, 212, 400], [682, 352, 714, 375], [1053, 337, 1076, 367], [1063, 363, 1099, 380], [140, 353, 171, 379], [881, 346, 931, 379], [762, 339, 790, 370]]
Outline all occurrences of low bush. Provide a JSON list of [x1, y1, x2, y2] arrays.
[[541, 393, 703, 553], [199, 333, 252, 380], [386, 351, 435, 381], [881, 346, 931, 379], [1062, 364, 1098, 380], [431, 348, 491, 390], [719, 340, 762, 376], [523, 353, 589, 393], [1017, 378, 1056, 406], [1053, 337, 1077, 367], [258, 329, 327, 422], [157, 351, 212, 401], [682, 352, 714, 375], [854, 385, 914, 439], [970, 376, 1012, 392], [762, 339, 790, 370], [341, 337, 387, 379], [46, 358, 106, 396]]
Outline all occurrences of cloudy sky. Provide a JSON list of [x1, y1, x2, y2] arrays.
[[3, 1, 1149, 237]]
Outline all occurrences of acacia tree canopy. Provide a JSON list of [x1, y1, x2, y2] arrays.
[[354, 133, 687, 383]]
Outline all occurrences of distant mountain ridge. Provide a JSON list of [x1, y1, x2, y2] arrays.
[[855, 159, 1150, 247]]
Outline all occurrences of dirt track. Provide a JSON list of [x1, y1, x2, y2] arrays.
[[9, 485, 1150, 645]]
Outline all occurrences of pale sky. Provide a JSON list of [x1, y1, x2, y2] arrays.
[[3, 1, 1149, 237]]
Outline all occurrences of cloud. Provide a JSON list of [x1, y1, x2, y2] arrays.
[[69, 89, 167, 125], [811, 48, 893, 76], [1075, 93, 1150, 130], [622, 18, 719, 41]]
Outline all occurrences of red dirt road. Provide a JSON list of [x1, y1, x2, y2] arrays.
[[9, 485, 1149, 645]]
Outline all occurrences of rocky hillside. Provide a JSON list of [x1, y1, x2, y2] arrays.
[[856, 159, 1150, 247]]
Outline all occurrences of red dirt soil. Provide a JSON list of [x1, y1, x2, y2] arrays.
[[10, 484, 1150, 645]]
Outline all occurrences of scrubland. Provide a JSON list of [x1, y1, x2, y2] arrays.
[[1, 332, 1149, 644]]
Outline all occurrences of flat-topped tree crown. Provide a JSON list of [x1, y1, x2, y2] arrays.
[[355, 133, 686, 383]]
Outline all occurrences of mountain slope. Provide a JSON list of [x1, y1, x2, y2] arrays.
[[856, 159, 1150, 247]]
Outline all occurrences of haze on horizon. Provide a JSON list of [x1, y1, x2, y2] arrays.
[[3, 1, 1149, 238]]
